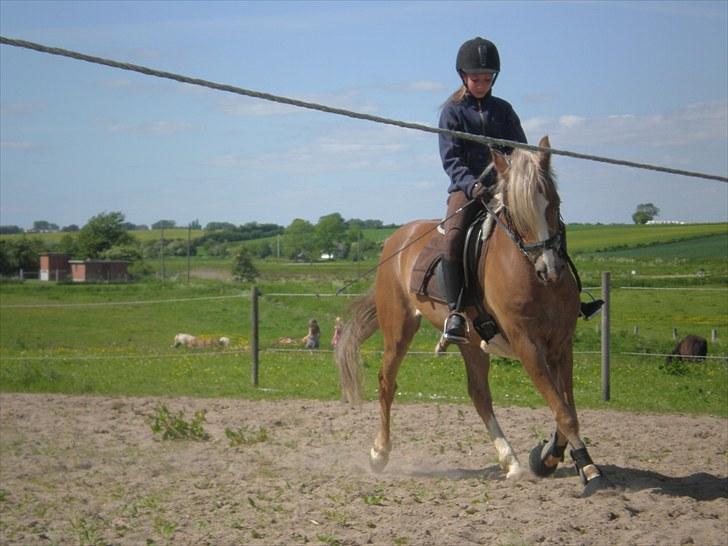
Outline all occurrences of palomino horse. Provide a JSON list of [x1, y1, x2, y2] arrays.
[[336, 136, 607, 496]]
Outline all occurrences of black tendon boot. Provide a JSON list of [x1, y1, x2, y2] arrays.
[[441, 259, 468, 344]]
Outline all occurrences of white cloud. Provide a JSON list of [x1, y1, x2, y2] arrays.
[[0, 102, 46, 116], [216, 96, 301, 117], [106, 121, 200, 135], [558, 115, 586, 128], [207, 124, 429, 176], [0, 140, 36, 150], [405, 80, 446, 92], [524, 100, 728, 150], [522, 116, 550, 134], [215, 89, 381, 118]]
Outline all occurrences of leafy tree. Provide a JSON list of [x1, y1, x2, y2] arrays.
[[61, 224, 80, 232], [32, 220, 59, 231], [152, 219, 176, 229], [76, 211, 135, 258], [0, 225, 23, 234], [205, 221, 236, 231], [189, 219, 202, 230], [232, 247, 259, 282], [102, 244, 142, 262], [166, 239, 194, 257], [58, 234, 78, 255], [0, 237, 44, 275], [316, 213, 347, 256], [632, 203, 660, 224], [254, 241, 272, 259], [284, 218, 316, 260]]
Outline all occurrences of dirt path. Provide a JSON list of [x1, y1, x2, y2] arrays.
[[1, 394, 726, 545]]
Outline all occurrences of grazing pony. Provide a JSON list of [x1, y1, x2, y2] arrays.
[[667, 335, 707, 363], [336, 137, 607, 496], [172, 333, 197, 348], [172, 333, 229, 349]]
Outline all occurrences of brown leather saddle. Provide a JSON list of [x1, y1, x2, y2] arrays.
[[410, 210, 499, 341]]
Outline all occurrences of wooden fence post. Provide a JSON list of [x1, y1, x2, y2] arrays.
[[712, 329, 718, 342], [251, 286, 259, 387], [672, 327, 678, 340], [601, 272, 610, 402]]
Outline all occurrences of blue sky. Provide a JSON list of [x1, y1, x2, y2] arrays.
[[1, 0, 727, 229]]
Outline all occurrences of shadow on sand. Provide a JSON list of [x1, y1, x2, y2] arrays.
[[600, 464, 727, 501], [406, 463, 727, 501]]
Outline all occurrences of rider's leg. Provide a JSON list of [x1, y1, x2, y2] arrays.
[[442, 191, 472, 344]]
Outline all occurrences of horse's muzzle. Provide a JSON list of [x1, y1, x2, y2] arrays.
[[535, 252, 564, 285]]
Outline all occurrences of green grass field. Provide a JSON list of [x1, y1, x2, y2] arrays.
[[1, 223, 726, 416], [567, 222, 727, 253]]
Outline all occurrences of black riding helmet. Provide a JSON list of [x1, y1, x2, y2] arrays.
[[456, 37, 500, 83]]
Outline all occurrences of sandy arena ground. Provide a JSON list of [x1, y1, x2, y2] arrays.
[[0, 393, 726, 545]]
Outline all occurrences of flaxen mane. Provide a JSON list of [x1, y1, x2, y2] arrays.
[[500, 147, 560, 238]]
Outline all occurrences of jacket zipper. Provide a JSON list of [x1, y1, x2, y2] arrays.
[[477, 98, 486, 134]]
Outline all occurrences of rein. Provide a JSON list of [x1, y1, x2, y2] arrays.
[[335, 198, 480, 295]]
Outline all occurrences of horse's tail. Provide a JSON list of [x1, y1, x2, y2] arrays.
[[335, 288, 379, 405]]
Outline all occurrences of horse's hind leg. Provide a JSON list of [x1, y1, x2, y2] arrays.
[[370, 306, 421, 473], [460, 345, 523, 478]]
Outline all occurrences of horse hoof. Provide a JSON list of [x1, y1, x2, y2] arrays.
[[369, 448, 389, 473], [529, 441, 558, 478], [581, 475, 612, 497]]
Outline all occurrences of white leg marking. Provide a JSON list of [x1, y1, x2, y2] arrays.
[[487, 417, 523, 478]]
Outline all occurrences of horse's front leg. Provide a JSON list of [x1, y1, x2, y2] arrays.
[[517, 341, 607, 495], [370, 309, 420, 473], [460, 345, 523, 478]]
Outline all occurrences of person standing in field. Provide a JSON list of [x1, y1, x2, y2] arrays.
[[331, 316, 343, 348], [438, 37, 603, 344], [303, 318, 321, 349]]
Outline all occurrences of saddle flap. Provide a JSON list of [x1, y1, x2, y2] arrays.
[[410, 234, 447, 303]]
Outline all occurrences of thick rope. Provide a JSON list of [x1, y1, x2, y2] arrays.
[[1, 35, 726, 183]]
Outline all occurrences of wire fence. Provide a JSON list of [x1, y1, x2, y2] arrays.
[[1, 286, 726, 364]]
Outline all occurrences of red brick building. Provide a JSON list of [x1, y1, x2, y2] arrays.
[[39, 253, 71, 281], [69, 260, 129, 282]]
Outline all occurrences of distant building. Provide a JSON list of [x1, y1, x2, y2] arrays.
[[69, 260, 129, 282], [39, 253, 71, 281], [38, 253, 130, 282]]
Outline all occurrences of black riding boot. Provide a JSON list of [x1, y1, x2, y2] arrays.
[[441, 259, 468, 344], [580, 299, 605, 320]]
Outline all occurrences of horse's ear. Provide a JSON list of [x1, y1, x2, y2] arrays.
[[492, 148, 509, 174], [538, 135, 551, 171]]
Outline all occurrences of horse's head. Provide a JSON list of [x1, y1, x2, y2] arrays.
[[493, 136, 566, 284]]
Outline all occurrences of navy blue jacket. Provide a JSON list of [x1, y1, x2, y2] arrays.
[[439, 91, 527, 198]]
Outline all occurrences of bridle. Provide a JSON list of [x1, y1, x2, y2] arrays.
[[479, 175, 566, 266]]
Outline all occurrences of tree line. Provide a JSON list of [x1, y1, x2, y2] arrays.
[[0, 211, 395, 277]]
